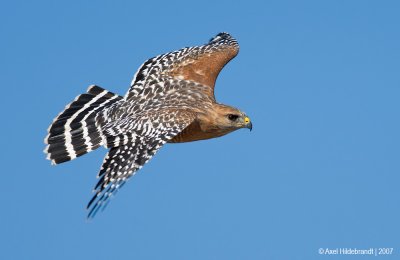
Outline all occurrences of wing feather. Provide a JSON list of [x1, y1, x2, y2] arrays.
[[126, 32, 239, 100], [86, 110, 195, 218]]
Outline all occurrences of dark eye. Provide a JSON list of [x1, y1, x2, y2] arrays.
[[227, 114, 239, 121]]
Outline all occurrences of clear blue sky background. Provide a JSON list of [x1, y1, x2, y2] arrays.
[[1, 1, 399, 259]]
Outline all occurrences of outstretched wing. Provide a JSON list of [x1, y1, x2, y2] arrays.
[[127, 32, 239, 100], [86, 110, 195, 218]]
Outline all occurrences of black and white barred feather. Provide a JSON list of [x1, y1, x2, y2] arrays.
[[86, 111, 194, 218], [127, 32, 238, 99], [45, 85, 123, 164]]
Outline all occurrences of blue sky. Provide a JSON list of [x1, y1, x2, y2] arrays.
[[1, 0, 399, 259]]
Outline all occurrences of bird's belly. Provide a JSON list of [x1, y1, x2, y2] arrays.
[[169, 121, 229, 143]]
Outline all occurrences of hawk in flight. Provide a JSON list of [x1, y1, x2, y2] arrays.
[[44, 33, 252, 218]]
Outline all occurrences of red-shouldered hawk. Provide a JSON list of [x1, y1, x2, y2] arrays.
[[44, 33, 252, 218]]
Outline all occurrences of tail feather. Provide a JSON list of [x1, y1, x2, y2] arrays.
[[44, 85, 123, 165]]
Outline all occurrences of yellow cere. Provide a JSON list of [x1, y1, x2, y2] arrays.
[[244, 117, 250, 123]]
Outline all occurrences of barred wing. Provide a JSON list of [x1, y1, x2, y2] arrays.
[[86, 110, 195, 218], [127, 32, 239, 100]]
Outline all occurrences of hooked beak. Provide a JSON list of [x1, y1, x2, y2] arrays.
[[246, 121, 253, 131], [244, 116, 252, 131]]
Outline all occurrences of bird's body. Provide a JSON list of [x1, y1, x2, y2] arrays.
[[44, 33, 252, 217]]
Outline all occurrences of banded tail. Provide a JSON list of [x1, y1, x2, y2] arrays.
[[44, 85, 123, 165]]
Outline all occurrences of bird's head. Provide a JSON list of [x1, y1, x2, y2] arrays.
[[212, 104, 252, 131]]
